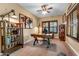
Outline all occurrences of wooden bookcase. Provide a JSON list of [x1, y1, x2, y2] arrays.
[[0, 10, 24, 55], [0, 20, 23, 55]]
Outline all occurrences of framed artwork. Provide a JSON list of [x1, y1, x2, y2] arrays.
[[19, 13, 33, 29], [25, 17, 33, 29], [19, 13, 26, 28]]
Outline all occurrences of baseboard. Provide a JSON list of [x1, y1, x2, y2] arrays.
[[24, 39, 33, 44], [66, 41, 79, 56]]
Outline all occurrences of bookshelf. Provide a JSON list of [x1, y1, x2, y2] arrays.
[[0, 9, 23, 56], [0, 20, 23, 55]]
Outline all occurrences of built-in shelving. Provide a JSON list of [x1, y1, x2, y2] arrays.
[[0, 10, 23, 56]]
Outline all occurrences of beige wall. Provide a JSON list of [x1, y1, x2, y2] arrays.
[[0, 3, 38, 44], [39, 16, 63, 38]]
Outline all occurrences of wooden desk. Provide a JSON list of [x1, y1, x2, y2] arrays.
[[31, 33, 54, 48]]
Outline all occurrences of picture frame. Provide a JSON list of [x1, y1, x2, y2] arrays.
[[19, 13, 33, 29], [25, 17, 33, 29], [19, 13, 26, 28]]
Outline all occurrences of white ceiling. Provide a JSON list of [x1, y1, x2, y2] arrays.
[[19, 3, 68, 18]]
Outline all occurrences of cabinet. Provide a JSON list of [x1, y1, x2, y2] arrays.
[[0, 20, 23, 55], [59, 24, 65, 41], [0, 36, 1, 53]]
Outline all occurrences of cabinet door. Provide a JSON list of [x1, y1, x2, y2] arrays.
[[0, 35, 2, 52], [59, 25, 65, 41]]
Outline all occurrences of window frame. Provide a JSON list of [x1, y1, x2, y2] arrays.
[[42, 20, 58, 34], [67, 9, 78, 40]]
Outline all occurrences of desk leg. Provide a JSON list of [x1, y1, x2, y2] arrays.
[[33, 38, 38, 45], [47, 38, 50, 48]]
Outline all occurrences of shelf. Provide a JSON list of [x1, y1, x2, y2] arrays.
[[7, 27, 18, 28], [0, 20, 23, 55], [0, 27, 5, 29], [3, 44, 23, 55]]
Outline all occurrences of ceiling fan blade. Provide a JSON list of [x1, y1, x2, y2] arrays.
[[47, 11, 50, 13], [37, 10, 42, 12], [48, 7, 53, 10], [41, 4, 48, 9]]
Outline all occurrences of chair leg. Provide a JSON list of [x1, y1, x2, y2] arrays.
[[33, 39, 36, 45], [33, 38, 38, 45], [47, 38, 50, 48], [36, 40, 38, 43]]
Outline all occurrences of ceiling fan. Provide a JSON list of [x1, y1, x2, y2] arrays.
[[37, 4, 53, 15]]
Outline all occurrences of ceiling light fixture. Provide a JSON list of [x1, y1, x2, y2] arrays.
[[11, 9, 17, 19], [11, 15, 17, 19], [42, 11, 47, 15]]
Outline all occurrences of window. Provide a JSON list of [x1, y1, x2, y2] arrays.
[[42, 20, 58, 33], [67, 10, 78, 39], [72, 10, 77, 38]]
